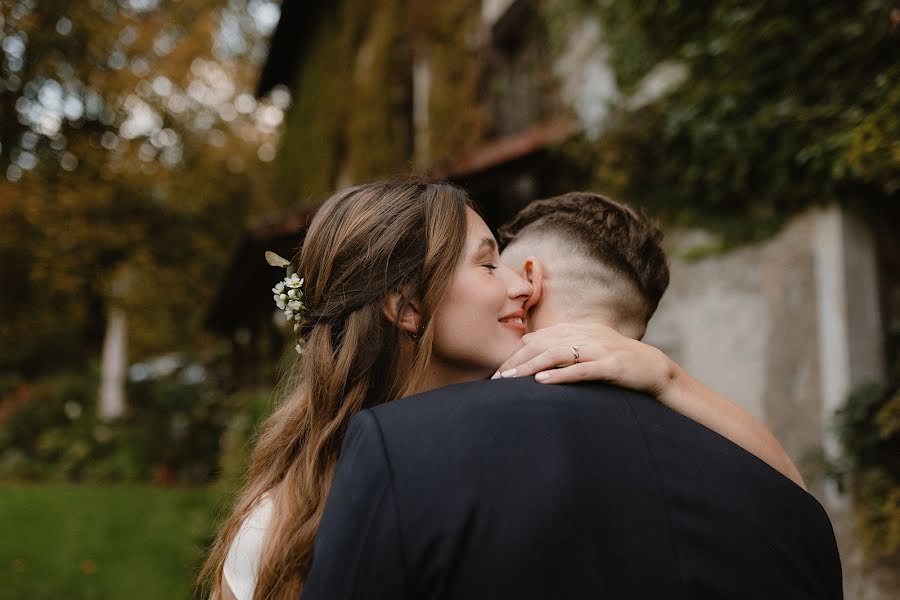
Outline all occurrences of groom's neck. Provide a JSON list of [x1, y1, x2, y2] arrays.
[[528, 302, 645, 340]]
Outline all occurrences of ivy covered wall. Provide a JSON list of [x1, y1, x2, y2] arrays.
[[410, 0, 486, 166], [551, 0, 899, 245], [276, 0, 407, 203], [274, 0, 898, 231], [275, 0, 485, 207]]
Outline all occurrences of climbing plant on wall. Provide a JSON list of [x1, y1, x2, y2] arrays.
[[552, 0, 899, 244], [836, 375, 900, 561], [276, 0, 484, 206]]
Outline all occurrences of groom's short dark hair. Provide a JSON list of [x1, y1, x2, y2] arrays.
[[498, 192, 669, 323]]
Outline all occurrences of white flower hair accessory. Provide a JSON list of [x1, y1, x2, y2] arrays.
[[267, 251, 308, 355]]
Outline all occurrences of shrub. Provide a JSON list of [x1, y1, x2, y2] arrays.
[[216, 389, 274, 488], [0, 371, 100, 480], [0, 368, 234, 485], [835, 382, 900, 560]]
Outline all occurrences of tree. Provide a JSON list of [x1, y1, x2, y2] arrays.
[[0, 0, 286, 402]]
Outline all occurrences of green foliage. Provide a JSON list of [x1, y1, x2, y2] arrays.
[[0, 372, 99, 479], [216, 389, 274, 487], [277, 0, 486, 204], [566, 0, 899, 244], [125, 372, 226, 483], [0, 0, 280, 371], [278, 0, 408, 204], [543, 0, 661, 94], [413, 0, 486, 165], [0, 482, 222, 600], [835, 381, 900, 560], [0, 369, 228, 484]]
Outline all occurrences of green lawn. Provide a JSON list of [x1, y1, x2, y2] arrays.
[[0, 482, 224, 600]]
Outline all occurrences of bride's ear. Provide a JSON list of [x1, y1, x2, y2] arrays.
[[522, 256, 544, 311], [382, 291, 422, 336]]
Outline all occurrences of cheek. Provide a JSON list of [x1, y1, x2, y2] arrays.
[[430, 272, 519, 368], [442, 270, 503, 329]]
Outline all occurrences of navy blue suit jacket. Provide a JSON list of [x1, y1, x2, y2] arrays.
[[302, 377, 842, 599]]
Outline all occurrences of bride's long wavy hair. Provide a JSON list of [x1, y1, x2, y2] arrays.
[[199, 178, 471, 600]]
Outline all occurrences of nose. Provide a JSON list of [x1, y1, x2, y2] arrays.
[[503, 264, 533, 303]]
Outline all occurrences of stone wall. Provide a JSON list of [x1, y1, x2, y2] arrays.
[[644, 212, 824, 468]]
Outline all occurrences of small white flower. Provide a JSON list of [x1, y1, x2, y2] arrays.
[[269, 260, 309, 349]]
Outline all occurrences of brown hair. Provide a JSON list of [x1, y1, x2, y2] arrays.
[[498, 191, 669, 322], [200, 178, 471, 600]]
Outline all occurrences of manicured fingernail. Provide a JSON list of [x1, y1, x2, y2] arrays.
[[501, 369, 517, 378], [535, 372, 550, 382], [491, 371, 501, 380]]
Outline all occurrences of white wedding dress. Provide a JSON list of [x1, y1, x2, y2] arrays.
[[224, 494, 274, 600]]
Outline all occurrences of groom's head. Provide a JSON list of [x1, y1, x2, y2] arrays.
[[499, 192, 669, 340]]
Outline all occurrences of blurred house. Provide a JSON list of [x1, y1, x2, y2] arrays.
[[210, 2, 897, 595]]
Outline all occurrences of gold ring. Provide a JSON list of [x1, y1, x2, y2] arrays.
[[571, 345, 580, 364]]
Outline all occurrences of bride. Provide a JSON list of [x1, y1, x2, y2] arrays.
[[201, 178, 802, 600]]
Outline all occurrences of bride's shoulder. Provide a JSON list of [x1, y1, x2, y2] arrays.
[[224, 494, 274, 600]]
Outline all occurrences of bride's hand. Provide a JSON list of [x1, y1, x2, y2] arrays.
[[493, 323, 677, 399]]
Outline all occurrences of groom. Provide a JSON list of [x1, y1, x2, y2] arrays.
[[300, 192, 843, 599]]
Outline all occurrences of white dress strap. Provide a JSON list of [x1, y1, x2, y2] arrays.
[[224, 494, 274, 600]]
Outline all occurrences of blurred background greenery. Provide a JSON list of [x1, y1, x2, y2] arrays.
[[1, 482, 219, 599], [0, 0, 283, 596], [1, 0, 898, 597]]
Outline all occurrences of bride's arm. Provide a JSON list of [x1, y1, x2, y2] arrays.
[[494, 323, 806, 490]]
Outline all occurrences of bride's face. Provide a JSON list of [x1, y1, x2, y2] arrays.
[[429, 208, 533, 381]]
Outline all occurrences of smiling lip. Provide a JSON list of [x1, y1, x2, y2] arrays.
[[499, 311, 526, 334]]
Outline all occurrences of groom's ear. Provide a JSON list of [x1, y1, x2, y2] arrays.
[[522, 256, 544, 311], [382, 291, 421, 336]]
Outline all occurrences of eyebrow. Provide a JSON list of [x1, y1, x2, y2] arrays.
[[477, 237, 498, 253]]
